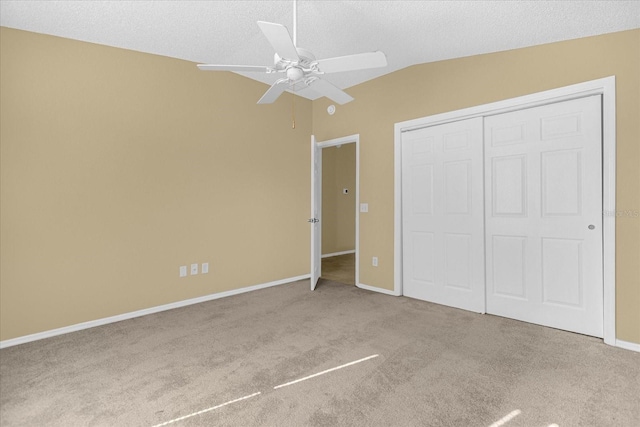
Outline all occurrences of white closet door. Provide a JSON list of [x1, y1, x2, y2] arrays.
[[484, 95, 603, 337], [402, 117, 485, 313]]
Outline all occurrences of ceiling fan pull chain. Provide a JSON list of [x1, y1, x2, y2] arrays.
[[292, 82, 296, 129]]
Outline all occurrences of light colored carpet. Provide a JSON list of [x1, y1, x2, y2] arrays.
[[1, 279, 639, 426], [321, 253, 355, 285]]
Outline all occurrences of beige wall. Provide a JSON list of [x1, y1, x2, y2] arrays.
[[0, 28, 312, 341], [312, 29, 640, 344], [2, 27, 639, 346], [321, 144, 356, 255]]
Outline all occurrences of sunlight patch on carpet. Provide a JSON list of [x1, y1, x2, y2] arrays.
[[151, 392, 262, 427], [488, 409, 521, 427]]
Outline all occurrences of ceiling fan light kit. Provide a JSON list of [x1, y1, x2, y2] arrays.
[[197, 0, 387, 105]]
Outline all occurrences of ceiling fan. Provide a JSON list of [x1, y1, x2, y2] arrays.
[[197, 0, 387, 105]]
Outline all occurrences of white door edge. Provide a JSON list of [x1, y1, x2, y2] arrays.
[[313, 134, 361, 288], [310, 135, 320, 290], [394, 76, 616, 345]]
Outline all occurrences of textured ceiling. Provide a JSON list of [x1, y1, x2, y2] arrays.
[[2, 1, 639, 100]]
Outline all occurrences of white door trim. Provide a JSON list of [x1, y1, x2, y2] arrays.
[[313, 134, 360, 287], [394, 76, 616, 346]]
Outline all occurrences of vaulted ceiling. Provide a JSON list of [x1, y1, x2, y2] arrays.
[[2, 1, 638, 100]]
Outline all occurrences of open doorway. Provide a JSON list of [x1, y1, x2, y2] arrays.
[[321, 143, 356, 285], [310, 134, 359, 289]]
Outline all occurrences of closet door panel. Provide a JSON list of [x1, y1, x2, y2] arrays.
[[402, 118, 485, 313], [484, 95, 603, 337]]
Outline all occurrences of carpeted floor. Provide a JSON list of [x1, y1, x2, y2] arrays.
[[321, 253, 355, 285], [1, 279, 638, 426]]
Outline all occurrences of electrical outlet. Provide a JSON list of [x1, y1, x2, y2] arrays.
[[179, 266, 187, 277], [372, 256, 378, 267], [202, 262, 209, 274], [190, 263, 198, 275]]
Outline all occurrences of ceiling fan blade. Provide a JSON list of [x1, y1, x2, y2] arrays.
[[257, 79, 290, 104], [197, 64, 272, 72], [316, 51, 387, 74], [308, 78, 354, 105], [257, 21, 300, 61]]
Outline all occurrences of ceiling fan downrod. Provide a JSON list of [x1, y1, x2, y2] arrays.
[[292, 0, 298, 129], [292, 0, 297, 47]]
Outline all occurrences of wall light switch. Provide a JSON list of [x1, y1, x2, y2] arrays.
[[202, 262, 209, 274], [190, 263, 198, 275], [372, 257, 378, 267], [360, 203, 369, 213], [179, 266, 187, 277]]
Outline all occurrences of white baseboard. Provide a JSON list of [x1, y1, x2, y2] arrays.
[[615, 339, 640, 353], [321, 250, 356, 258], [357, 282, 401, 296], [0, 274, 311, 350]]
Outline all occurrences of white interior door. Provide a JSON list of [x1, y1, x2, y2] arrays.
[[310, 135, 322, 290], [402, 117, 485, 312], [484, 95, 603, 337]]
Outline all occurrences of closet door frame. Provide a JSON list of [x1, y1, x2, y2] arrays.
[[393, 76, 616, 346]]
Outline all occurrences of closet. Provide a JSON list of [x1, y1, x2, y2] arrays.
[[401, 95, 604, 338]]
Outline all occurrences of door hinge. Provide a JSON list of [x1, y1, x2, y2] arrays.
[[307, 218, 319, 223]]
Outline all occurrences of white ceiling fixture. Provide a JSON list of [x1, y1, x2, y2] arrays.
[[1, 1, 639, 100], [197, 0, 387, 104]]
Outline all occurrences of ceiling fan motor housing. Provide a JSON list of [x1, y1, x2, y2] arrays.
[[286, 66, 305, 82], [274, 47, 316, 68]]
